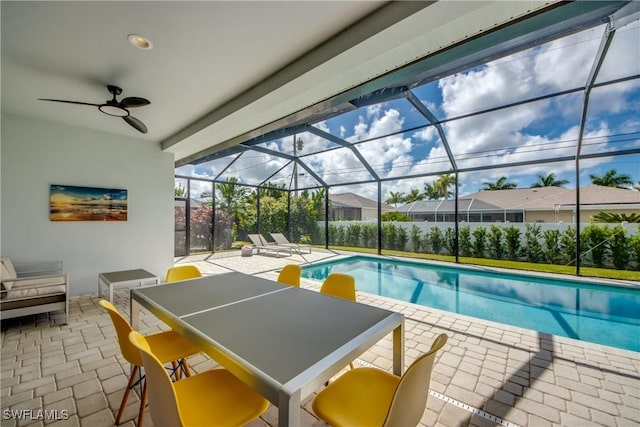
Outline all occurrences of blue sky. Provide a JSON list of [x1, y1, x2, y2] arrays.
[[177, 20, 639, 201]]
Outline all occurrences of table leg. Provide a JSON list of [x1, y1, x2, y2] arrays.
[[130, 297, 140, 330], [278, 388, 301, 427], [393, 318, 405, 376], [97, 276, 102, 298]]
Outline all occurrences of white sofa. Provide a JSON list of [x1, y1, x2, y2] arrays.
[[1, 257, 69, 324]]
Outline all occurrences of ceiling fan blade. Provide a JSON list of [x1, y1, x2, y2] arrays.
[[120, 97, 150, 108], [123, 115, 148, 134], [38, 99, 101, 107]]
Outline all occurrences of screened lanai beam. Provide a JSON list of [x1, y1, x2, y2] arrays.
[[392, 1, 627, 94], [406, 91, 457, 171], [576, 24, 615, 159], [320, 147, 640, 189], [307, 126, 380, 181], [574, 20, 616, 275], [260, 162, 293, 188], [249, 145, 327, 187], [239, 124, 310, 148], [348, 86, 410, 108], [213, 149, 248, 181]]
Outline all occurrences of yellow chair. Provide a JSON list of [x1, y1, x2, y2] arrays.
[[277, 264, 301, 287], [128, 331, 269, 427], [320, 273, 356, 301], [312, 333, 448, 427], [99, 300, 200, 427], [165, 265, 202, 282], [320, 273, 356, 370]]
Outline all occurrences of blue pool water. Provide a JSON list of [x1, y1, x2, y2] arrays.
[[301, 256, 640, 352]]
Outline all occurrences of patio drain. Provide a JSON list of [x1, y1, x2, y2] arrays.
[[429, 390, 521, 427], [354, 358, 521, 427]]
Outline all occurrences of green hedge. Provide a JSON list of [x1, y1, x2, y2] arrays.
[[323, 222, 640, 271]]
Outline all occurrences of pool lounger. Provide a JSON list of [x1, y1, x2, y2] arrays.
[[269, 233, 312, 254], [247, 234, 293, 257]]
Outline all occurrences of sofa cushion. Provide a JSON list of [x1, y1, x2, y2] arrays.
[[5, 277, 66, 300], [1, 257, 17, 290]]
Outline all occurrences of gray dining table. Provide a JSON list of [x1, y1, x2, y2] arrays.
[[130, 271, 404, 427]]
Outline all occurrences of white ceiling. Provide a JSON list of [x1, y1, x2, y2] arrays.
[[1, 1, 555, 164]]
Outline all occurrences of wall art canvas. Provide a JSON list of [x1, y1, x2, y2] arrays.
[[50, 185, 128, 221]]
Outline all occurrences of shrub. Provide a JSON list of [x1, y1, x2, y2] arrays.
[[421, 231, 430, 254], [459, 226, 472, 257], [381, 211, 411, 221], [581, 225, 610, 267], [472, 227, 487, 258], [428, 227, 443, 255], [504, 226, 521, 261], [410, 225, 422, 253], [524, 224, 544, 263], [488, 225, 504, 260], [335, 225, 346, 246], [560, 226, 577, 265], [609, 225, 630, 270], [543, 229, 561, 264], [630, 233, 640, 270], [328, 224, 346, 246], [396, 226, 408, 251], [382, 223, 397, 250], [361, 224, 377, 248], [299, 234, 311, 244], [444, 227, 456, 255], [409, 225, 422, 253], [346, 223, 362, 247]]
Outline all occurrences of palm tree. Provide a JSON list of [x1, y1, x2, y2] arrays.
[[423, 182, 440, 200], [531, 173, 569, 188], [591, 212, 640, 223], [311, 188, 327, 218], [385, 191, 405, 207], [482, 176, 517, 190], [404, 189, 425, 203], [259, 182, 286, 199], [216, 177, 250, 213], [589, 169, 633, 188], [216, 177, 251, 247], [434, 174, 455, 199]]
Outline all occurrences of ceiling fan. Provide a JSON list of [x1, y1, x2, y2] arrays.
[[39, 85, 150, 133]]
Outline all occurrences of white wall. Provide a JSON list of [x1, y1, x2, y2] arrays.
[[1, 113, 175, 295]]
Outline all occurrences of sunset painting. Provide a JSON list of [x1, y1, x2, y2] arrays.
[[50, 185, 128, 221]]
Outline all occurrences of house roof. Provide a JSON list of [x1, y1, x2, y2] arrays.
[[330, 193, 391, 210], [460, 186, 568, 210], [393, 185, 640, 214], [462, 185, 640, 211], [397, 199, 503, 214]]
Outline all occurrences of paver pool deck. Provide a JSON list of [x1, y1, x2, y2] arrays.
[[1, 249, 638, 426]]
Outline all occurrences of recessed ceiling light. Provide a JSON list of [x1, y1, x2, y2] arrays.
[[128, 34, 153, 50]]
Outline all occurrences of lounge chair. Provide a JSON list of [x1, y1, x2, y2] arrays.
[[247, 234, 292, 257], [270, 233, 312, 254]]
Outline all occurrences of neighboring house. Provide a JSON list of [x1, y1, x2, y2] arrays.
[[329, 193, 393, 221], [395, 185, 640, 223]]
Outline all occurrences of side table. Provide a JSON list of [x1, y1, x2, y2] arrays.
[[98, 269, 159, 303]]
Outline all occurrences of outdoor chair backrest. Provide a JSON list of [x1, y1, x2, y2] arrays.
[[277, 264, 301, 287], [165, 265, 202, 283], [320, 273, 356, 301]]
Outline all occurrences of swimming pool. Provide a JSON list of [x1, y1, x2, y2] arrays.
[[301, 256, 640, 352]]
